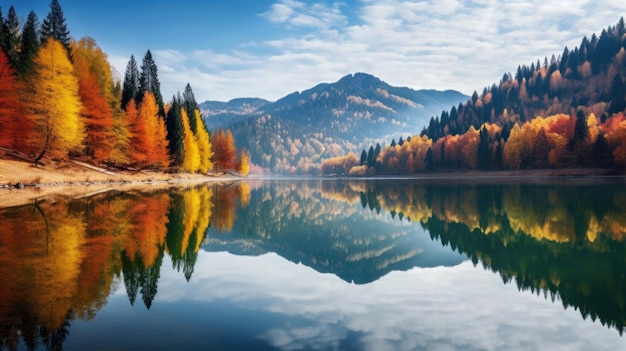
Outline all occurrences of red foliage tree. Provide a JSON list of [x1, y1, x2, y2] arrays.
[[0, 50, 29, 152], [211, 128, 237, 171]]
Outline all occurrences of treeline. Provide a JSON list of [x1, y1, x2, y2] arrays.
[[0, 1, 249, 174], [321, 18, 626, 175]]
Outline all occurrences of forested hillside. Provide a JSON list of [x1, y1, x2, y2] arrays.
[[205, 73, 467, 174], [321, 18, 626, 175]]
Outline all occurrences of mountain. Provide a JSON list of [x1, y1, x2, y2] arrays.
[[201, 73, 468, 173], [200, 98, 270, 128]]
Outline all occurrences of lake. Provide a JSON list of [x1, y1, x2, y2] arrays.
[[1, 178, 625, 350]]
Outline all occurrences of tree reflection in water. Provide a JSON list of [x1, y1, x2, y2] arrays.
[[1, 179, 625, 350]]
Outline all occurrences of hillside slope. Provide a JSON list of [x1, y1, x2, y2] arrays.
[[203, 73, 467, 173]]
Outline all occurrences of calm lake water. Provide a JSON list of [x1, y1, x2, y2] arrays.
[[1, 178, 626, 350]]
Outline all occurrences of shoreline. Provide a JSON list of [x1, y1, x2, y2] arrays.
[[0, 158, 242, 209], [2, 157, 624, 209]]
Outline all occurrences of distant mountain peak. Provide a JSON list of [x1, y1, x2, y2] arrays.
[[200, 72, 468, 173]]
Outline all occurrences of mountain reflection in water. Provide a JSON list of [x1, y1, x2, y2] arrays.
[[0, 179, 625, 350]]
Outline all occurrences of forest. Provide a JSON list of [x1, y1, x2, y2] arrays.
[[0, 1, 249, 175], [321, 18, 626, 175]]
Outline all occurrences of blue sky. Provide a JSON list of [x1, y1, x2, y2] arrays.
[[4, 1, 626, 102]]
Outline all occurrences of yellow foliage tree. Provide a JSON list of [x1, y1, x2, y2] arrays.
[[181, 109, 200, 172], [25, 39, 84, 163], [238, 148, 250, 176], [504, 123, 523, 169], [193, 109, 213, 173]]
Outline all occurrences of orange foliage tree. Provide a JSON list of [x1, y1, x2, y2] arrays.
[[128, 92, 170, 168], [77, 70, 115, 163]]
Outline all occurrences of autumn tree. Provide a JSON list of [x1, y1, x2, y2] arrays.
[[238, 148, 250, 176], [77, 69, 115, 162], [72, 38, 118, 163], [40, 0, 72, 59], [128, 92, 170, 168], [109, 79, 131, 165], [72, 37, 130, 165], [24, 39, 83, 163], [153, 114, 170, 168], [0, 49, 29, 151], [181, 108, 200, 172], [212, 128, 237, 171], [193, 110, 213, 173], [125, 99, 144, 164]]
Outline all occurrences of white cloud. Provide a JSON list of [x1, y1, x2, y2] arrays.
[[261, 0, 347, 30], [111, 0, 626, 107], [153, 251, 625, 351]]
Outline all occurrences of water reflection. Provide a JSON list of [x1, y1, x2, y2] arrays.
[[337, 179, 626, 334], [207, 180, 464, 285], [0, 179, 625, 350], [0, 184, 247, 350]]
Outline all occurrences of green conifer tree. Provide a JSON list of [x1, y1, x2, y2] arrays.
[[17, 11, 40, 77], [183, 83, 199, 133], [166, 94, 185, 166], [122, 55, 139, 109], [40, 0, 71, 59], [139, 50, 164, 116], [1, 6, 20, 68]]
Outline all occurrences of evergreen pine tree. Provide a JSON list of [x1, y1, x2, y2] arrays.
[[573, 109, 588, 142], [0, 7, 5, 51], [40, 0, 71, 59], [183, 83, 199, 133], [477, 126, 491, 170], [2, 6, 20, 68], [139, 50, 164, 116], [17, 11, 40, 77], [609, 74, 626, 115], [121, 55, 139, 109], [425, 147, 434, 170], [366, 145, 374, 167], [166, 94, 185, 166]]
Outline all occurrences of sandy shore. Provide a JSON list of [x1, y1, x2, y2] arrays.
[[0, 158, 241, 209]]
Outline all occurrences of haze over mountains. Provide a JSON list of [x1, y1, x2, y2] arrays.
[[201, 73, 468, 173]]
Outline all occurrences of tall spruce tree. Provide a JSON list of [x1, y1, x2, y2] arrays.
[[40, 0, 71, 59], [121, 55, 139, 109], [182, 83, 199, 133], [139, 50, 164, 116], [0, 7, 5, 51], [166, 94, 185, 166], [2, 6, 20, 68], [17, 11, 40, 77]]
